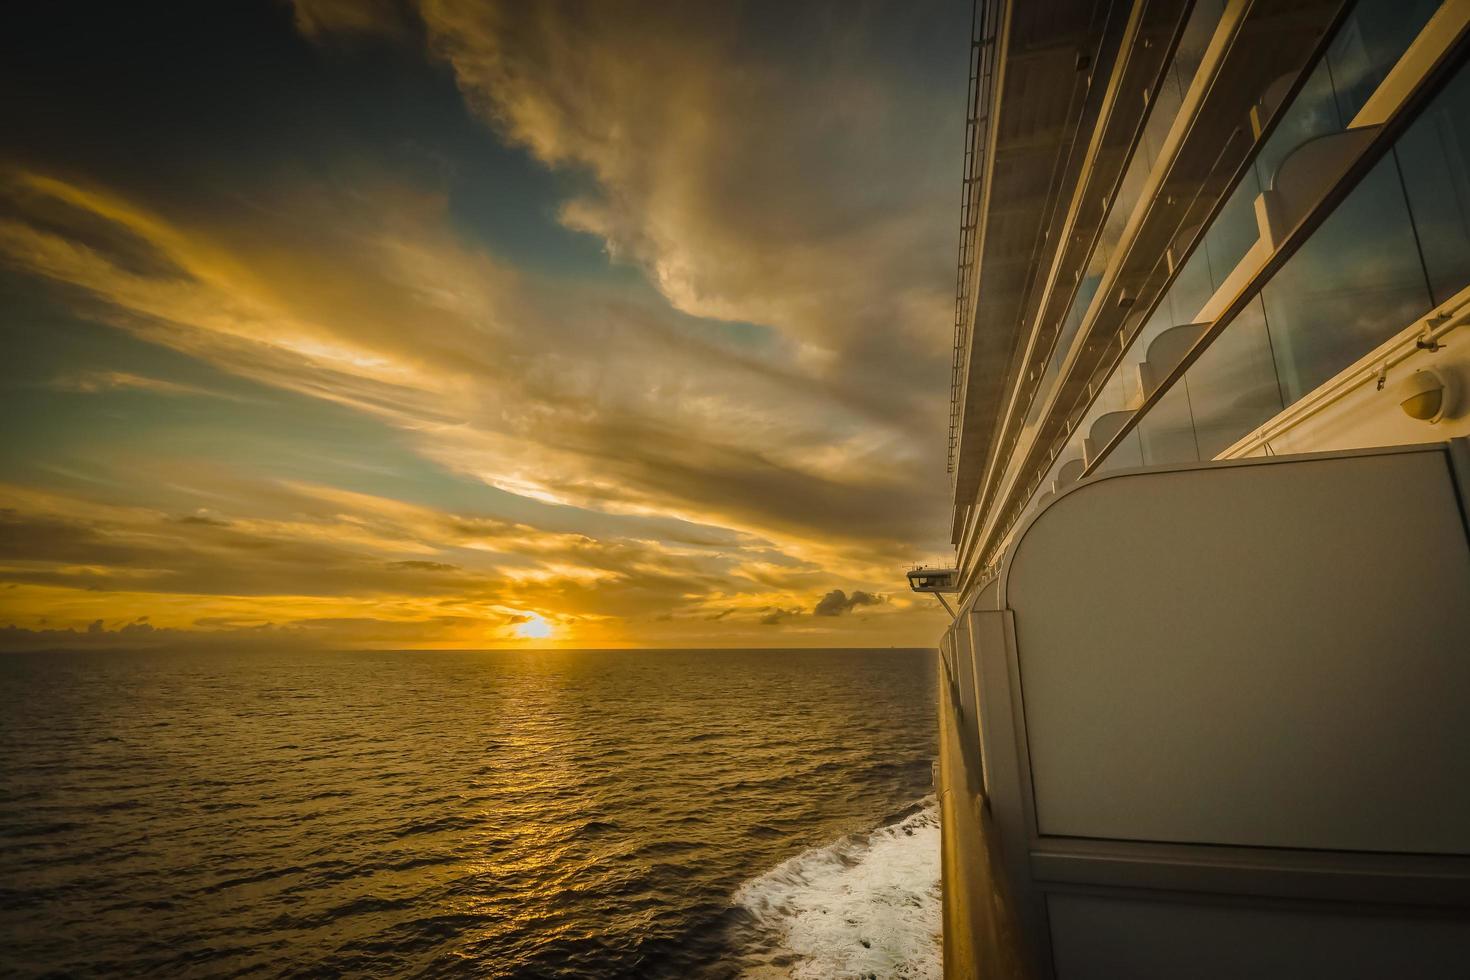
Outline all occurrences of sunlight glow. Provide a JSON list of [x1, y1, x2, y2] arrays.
[[514, 614, 554, 640]]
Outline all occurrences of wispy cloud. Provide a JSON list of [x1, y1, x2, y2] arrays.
[[393, 1, 960, 411], [50, 370, 222, 398], [0, 168, 946, 558]]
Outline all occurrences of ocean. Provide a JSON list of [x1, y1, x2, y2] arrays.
[[0, 648, 939, 978]]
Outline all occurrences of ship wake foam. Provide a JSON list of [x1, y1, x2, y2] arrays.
[[732, 800, 941, 979]]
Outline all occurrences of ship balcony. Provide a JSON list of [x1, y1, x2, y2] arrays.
[[935, 438, 1470, 979]]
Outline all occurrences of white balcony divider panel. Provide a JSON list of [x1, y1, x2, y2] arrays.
[[1001, 444, 1470, 852]]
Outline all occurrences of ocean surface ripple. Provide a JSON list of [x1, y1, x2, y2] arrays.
[[0, 648, 937, 978]]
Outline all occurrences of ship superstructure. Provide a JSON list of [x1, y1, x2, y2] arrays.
[[927, 0, 1470, 975]]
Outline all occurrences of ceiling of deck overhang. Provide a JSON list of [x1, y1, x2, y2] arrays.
[[952, 0, 1121, 540]]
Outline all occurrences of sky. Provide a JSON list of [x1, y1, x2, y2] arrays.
[[0, 0, 967, 649]]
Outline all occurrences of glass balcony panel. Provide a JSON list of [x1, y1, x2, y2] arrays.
[[1093, 358, 1137, 415], [1180, 296, 1284, 458], [1172, 0, 1226, 87], [1165, 242, 1216, 324], [1200, 166, 1263, 287], [1098, 148, 1153, 271], [1256, 59, 1344, 190], [1137, 382, 1199, 465], [1394, 65, 1470, 305], [1010, 0, 1233, 483], [1006, 0, 1458, 542], [1024, 274, 1101, 436], [1325, 0, 1441, 123], [1260, 155, 1431, 403], [1141, 67, 1183, 166], [1041, 445, 1073, 495], [1140, 77, 1176, 166], [1141, 0, 1226, 166], [1074, 398, 1109, 463], [1097, 428, 1144, 471], [1130, 303, 1176, 376]]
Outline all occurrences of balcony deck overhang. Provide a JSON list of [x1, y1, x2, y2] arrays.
[[952, 0, 1354, 560], [950, 0, 1131, 540]]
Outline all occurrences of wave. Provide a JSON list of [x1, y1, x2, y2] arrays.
[[731, 799, 941, 979]]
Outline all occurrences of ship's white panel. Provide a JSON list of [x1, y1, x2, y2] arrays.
[[1005, 448, 1470, 852], [1047, 893, 1470, 980]]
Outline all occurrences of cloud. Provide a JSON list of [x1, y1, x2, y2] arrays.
[[289, 0, 417, 40], [0, 477, 943, 647], [813, 588, 883, 617], [172, 513, 232, 527], [0, 167, 950, 566], [51, 370, 221, 398], [759, 606, 802, 627], [402, 1, 961, 409], [0, 475, 942, 648], [0, 620, 291, 651], [0, 480, 712, 606]]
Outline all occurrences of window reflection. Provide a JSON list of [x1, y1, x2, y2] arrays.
[[1097, 428, 1144, 472], [1260, 156, 1429, 402], [1255, 59, 1342, 188], [1170, 0, 1226, 96], [1164, 242, 1214, 324], [1008, 0, 1229, 484], [1183, 297, 1283, 458], [1325, 0, 1439, 122], [1395, 65, 1470, 305], [1137, 382, 1199, 465], [1200, 168, 1262, 287]]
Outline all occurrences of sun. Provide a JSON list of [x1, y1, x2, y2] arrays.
[[513, 614, 554, 640]]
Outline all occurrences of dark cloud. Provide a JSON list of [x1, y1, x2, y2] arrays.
[[813, 589, 884, 617], [173, 514, 232, 527], [0, 620, 303, 652], [290, 0, 419, 40], [0, 509, 140, 565], [759, 606, 802, 626]]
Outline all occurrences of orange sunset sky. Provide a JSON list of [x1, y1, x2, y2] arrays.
[[0, 0, 967, 648]]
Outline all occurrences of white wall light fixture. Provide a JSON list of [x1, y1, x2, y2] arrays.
[[1397, 369, 1449, 423]]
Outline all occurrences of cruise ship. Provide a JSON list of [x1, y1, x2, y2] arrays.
[[914, 0, 1470, 975]]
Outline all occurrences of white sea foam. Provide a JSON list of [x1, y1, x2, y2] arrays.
[[733, 801, 941, 979]]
